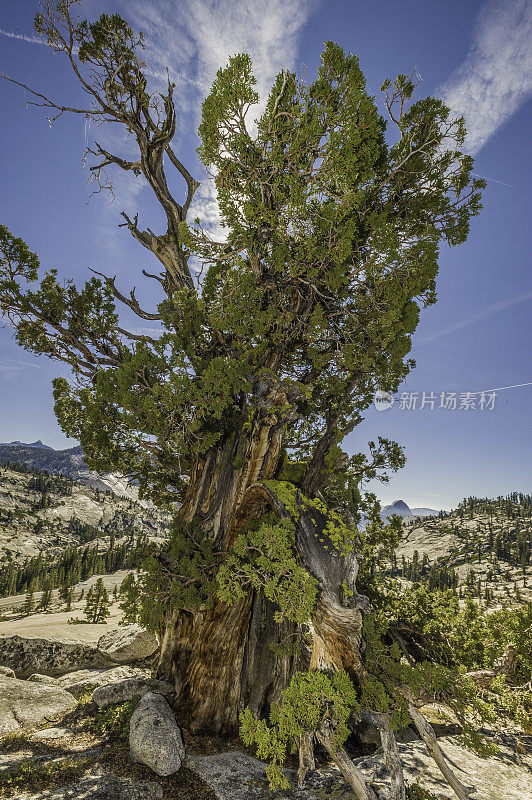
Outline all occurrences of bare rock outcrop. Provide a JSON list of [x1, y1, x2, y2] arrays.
[[0, 675, 77, 736], [54, 666, 150, 697], [0, 635, 112, 678], [97, 626, 159, 665], [189, 735, 532, 800], [92, 677, 173, 708], [16, 773, 164, 799]]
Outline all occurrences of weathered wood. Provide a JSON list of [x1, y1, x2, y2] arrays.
[[371, 712, 406, 800], [157, 472, 369, 735], [297, 730, 316, 786], [408, 703, 474, 800], [317, 718, 379, 800], [156, 416, 293, 734]]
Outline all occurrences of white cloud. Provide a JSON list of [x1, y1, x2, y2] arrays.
[[440, 0, 532, 154], [418, 288, 532, 343], [127, 0, 316, 106], [124, 0, 318, 236], [0, 357, 43, 378]]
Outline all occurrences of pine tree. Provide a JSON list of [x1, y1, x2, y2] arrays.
[[84, 578, 110, 623], [23, 590, 34, 616], [59, 579, 71, 608], [39, 579, 53, 612]]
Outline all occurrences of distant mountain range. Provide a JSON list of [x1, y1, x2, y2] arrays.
[[0, 441, 441, 518], [380, 499, 439, 520], [0, 440, 136, 498], [6, 440, 54, 451]]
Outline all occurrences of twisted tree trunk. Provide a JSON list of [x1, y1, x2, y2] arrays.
[[156, 384, 301, 733], [155, 427, 369, 734]]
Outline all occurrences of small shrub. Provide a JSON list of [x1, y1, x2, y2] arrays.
[[83, 701, 135, 740], [406, 785, 443, 800]]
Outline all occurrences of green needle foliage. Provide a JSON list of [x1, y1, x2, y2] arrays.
[[84, 577, 111, 623]]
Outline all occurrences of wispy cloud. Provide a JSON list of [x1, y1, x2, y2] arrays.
[[127, 0, 317, 108], [124, 0, 319, 236], [418, 289, 532, 343], [2, 2, 318, 248], [0, 357, 43, 379], [440, 0, 532, 154]]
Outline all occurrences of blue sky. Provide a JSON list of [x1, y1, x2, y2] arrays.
[[0, 0, 530, 509]]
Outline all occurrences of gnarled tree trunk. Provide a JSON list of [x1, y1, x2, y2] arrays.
[[156, 433, 369, 734], [156, 384, 304, 733]]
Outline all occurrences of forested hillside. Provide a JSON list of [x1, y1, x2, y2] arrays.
[[0, 463, 170, 599], [393, 493, 531, 604]]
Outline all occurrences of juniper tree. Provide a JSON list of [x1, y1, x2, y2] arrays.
[[0, 2, 486, 798]]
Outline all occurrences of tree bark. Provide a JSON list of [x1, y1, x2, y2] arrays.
[[297, 731, 316, 786], [156, 442, 368, 734], [156, 384, 300, 733]]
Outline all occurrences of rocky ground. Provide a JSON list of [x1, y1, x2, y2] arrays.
[[0, 465, 530, 798], [0, 618, 530, 799], [396, 507, 531, 604]]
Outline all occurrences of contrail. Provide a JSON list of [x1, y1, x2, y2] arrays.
[[476, 381, 532, 393], [0, 29, 47, 46]]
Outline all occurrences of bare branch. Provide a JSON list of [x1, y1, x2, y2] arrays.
[[166, 146, 200, 216], [89, 268, 161, 320]]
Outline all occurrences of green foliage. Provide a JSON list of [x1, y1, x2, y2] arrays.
[[389, 586, 532, 677], [0, 27, 484, 505], [118, 519, 220, 633], [0, 755, 91, 798], [84, 578, 110, 623], [240, 669, 358, 790], [83, 700, 135, 740], [22, 590, 34, 617], [405, 787, 442, 800], [217, 511, 318, 624], [386, 585, 531, 730]]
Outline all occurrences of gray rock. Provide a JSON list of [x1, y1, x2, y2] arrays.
[[0, 676, 77, 737], [189, 737, 532, 800], [56, 666, 151, 698], [351, 735, 532, 800], [188, 750, 354, 799], [0, 635, 112, 678], [28, 673, 61, 685], [129, 692, 184, 776], [0, 665, 15, 677], [92, 677, 174, 708], [17, 773, 163, 799], [30, 727, 75, 741], [97, 626, 159, 664]]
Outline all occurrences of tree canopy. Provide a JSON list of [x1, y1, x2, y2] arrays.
[[0, 0, 484, 507]]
